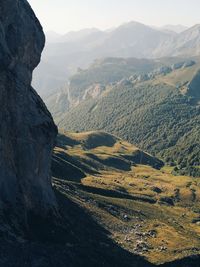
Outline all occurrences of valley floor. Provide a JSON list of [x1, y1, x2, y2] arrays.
[[52, 131, 200, 266]]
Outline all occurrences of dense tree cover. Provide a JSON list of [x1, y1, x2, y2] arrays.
[[48, 57, 200, 177], [58, 79, 200, 177]]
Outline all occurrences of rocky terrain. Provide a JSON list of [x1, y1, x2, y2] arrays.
[[0, 0, 58, 234], [46, 57, 196, 113]]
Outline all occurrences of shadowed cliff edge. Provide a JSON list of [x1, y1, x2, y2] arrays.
[[0, 1, 154, 266], [0, 1, 199, 266], [0, 0, 57, 232]]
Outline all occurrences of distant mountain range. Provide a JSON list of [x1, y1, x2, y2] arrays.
[[45, 24, 188, 44], [160, 24, 188, 33], [33, 21, 200, 98], [46, 56, 200, 177]]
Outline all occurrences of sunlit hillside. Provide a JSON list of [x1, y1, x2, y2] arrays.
[[53, 131, 200, 265]]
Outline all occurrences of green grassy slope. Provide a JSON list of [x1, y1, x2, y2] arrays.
[[54, 58, 200, 177], [52, 131, 200, 266]]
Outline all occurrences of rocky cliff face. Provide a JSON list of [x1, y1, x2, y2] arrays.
[[0, 0, 57, 229]]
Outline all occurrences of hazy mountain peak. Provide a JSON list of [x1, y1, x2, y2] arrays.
[[34, 21, 200, 97], [161, 24, 188, 33], [188, 23, 200, 31], [58, 28, 102, 43], [119, 20, 150, 29], [122, 20, 145, 26], [179, 23, 200, 37], [46, 28, 102, 44]]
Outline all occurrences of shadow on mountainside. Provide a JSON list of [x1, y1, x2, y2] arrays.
[[0, 190, 154, 267], [161, 256, 200, 267], [0, 188, 199, 267]]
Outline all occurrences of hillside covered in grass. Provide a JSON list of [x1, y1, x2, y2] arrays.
[[52, 131, 200, 266], [49, 57, 200, 177]]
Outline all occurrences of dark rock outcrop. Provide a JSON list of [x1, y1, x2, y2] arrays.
[[0, 0, 57, 230]]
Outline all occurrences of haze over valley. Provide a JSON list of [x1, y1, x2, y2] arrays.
[[33, 22, 200, 97], [29, 6, 200, 265], [0, 0, 200, 266], [32, 20, 200, 179]]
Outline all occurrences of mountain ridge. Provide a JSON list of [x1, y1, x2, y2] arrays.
[[48, 56, 200, 177], [33, 21, 200, 97]]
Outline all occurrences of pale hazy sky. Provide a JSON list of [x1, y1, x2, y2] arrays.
[[28, 0, 200, 34]]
